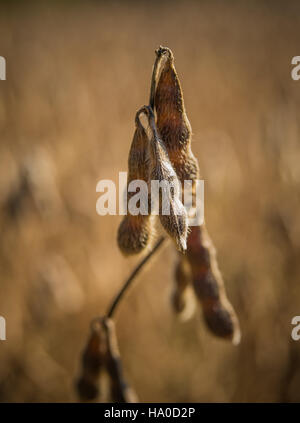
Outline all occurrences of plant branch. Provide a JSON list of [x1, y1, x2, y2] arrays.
[[107, 236, 166, 318]]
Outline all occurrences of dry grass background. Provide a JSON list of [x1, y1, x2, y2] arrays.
[[0, 0, 300, 402]]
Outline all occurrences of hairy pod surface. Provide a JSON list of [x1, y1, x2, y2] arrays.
[[117, 110, 152, 256], [154, 48, 199, 186], [147, 106, 188, 252], [117, 214, 152, 256], [186, 225, 241, 344]]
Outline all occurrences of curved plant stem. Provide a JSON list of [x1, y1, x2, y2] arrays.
[[107, 236, 165, 318]]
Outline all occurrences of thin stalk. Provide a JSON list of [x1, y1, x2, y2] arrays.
[[107, 236, 165, 318]]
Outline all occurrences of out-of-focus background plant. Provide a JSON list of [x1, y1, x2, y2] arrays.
[[0, 0, 300, 402]]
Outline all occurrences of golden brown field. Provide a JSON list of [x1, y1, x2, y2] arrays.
[[0, 0, 300, 402]]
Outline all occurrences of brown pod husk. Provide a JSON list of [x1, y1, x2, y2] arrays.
[[76, 318, 107, 401], [117, 109, 152, 256], [186, 225, 241, 344], [146, 106, 188, 252], [159, 206, 187, 253], [77, 317, 138, 402], [117, 214, 152, 256], [103, 318, 138, 403], [154, 47, 199, 187]]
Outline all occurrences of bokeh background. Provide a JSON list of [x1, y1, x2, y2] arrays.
[[0, 0, 300, 402]]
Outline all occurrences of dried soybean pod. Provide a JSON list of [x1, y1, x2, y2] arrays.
[[146, 105, 188, 253], [76, 318, 107, 401], [103, 318, 138, 403], [128, 109, 149, 183], [159, 205, 187, 253], [149, 46, 168, 110], [117, 214, 152, 256], [117, 108, 152, 256], [154, 47, 199, 186], [186, 225, 241, 344]]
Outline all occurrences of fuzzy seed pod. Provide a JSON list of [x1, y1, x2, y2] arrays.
[[159, 206, 187, 253], [117, 214, 152, 256], [186, 225, 241, 344], [154, 47, 199, 187], [146, 106, 188, 253], [77, 317, 138, 403], [117, 109, 152, 256], [76, 319, 106, 401], [103, 318, 138, 403]]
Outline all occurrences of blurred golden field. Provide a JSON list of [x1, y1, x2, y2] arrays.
[[1, 0, 300, 402]]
